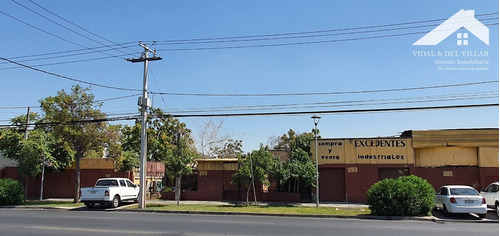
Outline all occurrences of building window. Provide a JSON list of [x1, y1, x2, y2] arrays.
[[457, 33, 468, 46]]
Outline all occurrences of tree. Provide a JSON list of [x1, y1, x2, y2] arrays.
[[119, 150, 140, 171], [272, 129, 316, 153], [0, 114, 64, 199], [40, 85, 113, 203], [122, 108, 198, 204], [271, 129, 317, 193], [17, 130, 56, 178], [232, 145, 278, 205], [211, 139, 243, 159]]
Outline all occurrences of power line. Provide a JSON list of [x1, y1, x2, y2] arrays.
[[1, 53, 496, 97], [156, 22, 499, 52], [11, 0, 129, 57], [0, 46, 136, 66], [151, 80, 498, 97], [0, 7, 135, 59], [0, 8, 125, 60], [167, 91, 498, 113], [155, 17, 498, 46], [2, 14, 496, 68], [25, 0, 137, 54], [1, 103, 497, 128], [152, 12, 498, 43], [0, 106, 39, 110], [149, 64, 169, 111], [2, 41, 137, 61], [97, 94, 142, 102], [2, 13, 497, 65], [168, 103, 499, 118], [0, 115, 138, 128], [0, 56, 141, 92], [0, 53, 137, 70]]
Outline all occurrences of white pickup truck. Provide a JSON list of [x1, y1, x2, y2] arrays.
[[80, 178, 140, 208]]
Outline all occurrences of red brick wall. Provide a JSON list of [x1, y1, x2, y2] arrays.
[[412, 166, 481, 191], [0, 167, 19, 180], [27, 169, 133, 198], [198, 170, 238, 192]]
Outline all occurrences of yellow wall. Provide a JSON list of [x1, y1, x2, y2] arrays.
[[311, 138, 414, 165], [415, 147, 477, 167], [478, 147, 499, 167], [411, 129, 498, 148], [66, 158, 115, 169], [312, 129, 498, 168], [196, 159, 238, 171]]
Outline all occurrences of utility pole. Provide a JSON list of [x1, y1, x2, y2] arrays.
[[24, 107, 30, 140], [126, 42, 162, 209], [23, 107, 30, 200]]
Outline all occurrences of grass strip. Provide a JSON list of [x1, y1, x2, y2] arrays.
[[141, 204, 370, 216], [22, 200, 84, 208]]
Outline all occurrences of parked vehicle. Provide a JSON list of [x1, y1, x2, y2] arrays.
[[434, 185, 487, 218], [480, 182, 499, 214], [80, 178, 139, 208]]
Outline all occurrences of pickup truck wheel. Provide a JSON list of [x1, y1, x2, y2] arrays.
[[134, 196, 139, 203], [111, 195, 120, 208]]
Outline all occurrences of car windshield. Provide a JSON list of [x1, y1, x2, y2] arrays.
[[450, 188, 479, 196], [96, 180, 119, 186]]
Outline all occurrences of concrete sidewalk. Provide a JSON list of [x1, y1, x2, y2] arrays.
[[42, 198, 368, 208], [145, 199, 369, 208]]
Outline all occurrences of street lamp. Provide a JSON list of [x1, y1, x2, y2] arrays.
[[311, 115, 321, 207]]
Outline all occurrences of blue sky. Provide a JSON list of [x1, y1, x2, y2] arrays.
[[0, 1, 498, 153]]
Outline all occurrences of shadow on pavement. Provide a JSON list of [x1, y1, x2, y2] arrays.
[[432, 209, 498, 221], [70, 202, 136, 211]]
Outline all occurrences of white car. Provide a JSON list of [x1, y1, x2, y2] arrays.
[[480, 182, 499, 213], [80, 178, 140, 208], [434, 185, 487, 218]]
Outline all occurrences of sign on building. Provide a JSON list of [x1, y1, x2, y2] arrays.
[[311, 138, 414, 165]]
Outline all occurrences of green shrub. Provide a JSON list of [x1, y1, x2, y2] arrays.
[[0, 178, 24, 205], [366, 175, 435, 216]]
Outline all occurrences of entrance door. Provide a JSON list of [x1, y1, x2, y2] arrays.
[[319, 168, 345, 202]]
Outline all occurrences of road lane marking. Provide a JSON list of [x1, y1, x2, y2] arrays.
[[30, 226, 165, 235], [30, 226, 246, 236], [370, 225, 457, 231], [197, 219, 274, 225]]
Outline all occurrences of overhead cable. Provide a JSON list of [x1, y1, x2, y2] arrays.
[[0, 56, 141, 92], [25, 0, 137, 54], [168, 91, 499, 113], [1, 103, 497, 128], [156, 23, 498, 52], [153, 12, 498, 43], [151, 80, 498, 97], [168, 103, 499, 118], [155, 17, 498, 46]]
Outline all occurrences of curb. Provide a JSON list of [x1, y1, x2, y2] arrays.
[[2, 205, 498, 223], [119, 206, 499, 223]]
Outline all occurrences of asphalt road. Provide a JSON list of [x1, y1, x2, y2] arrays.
[[0, 208, 497, 236]]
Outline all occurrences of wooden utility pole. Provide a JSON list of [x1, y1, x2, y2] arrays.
[[126, 43, 162, 209]]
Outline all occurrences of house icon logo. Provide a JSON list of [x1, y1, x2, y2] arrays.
[[413, 9, 489, 46]]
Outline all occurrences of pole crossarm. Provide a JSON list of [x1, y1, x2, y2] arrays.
[[126, 56, 162, 63]]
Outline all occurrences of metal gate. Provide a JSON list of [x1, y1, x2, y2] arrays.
[[319, 168, 346, 202]]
